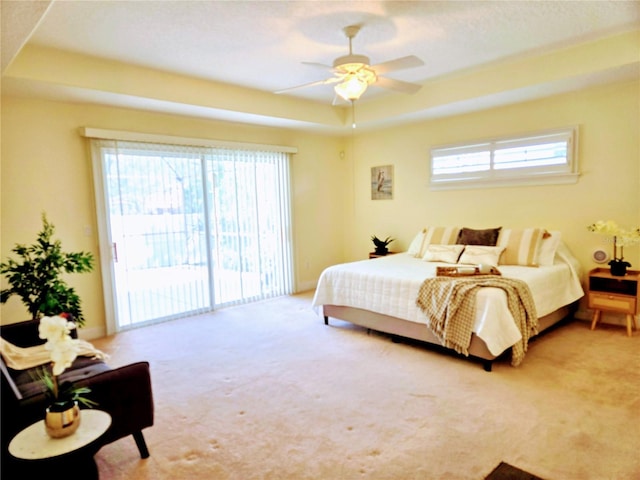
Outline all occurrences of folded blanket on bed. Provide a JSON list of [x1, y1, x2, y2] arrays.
[[416, 276, 538, 366]]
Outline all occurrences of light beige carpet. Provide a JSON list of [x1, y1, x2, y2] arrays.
[[92, 291, 640, 480]]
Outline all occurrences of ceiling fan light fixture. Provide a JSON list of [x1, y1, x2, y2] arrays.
[[334, 75, 368, 101], [334, 67, 377, 101]]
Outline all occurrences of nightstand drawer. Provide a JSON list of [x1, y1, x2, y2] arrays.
[[589, 292, 636, 314]]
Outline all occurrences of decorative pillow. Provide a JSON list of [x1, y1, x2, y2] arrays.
[[458, 245, 505, 266], [422, 244, 465, 263], [537, 230, 562, 266], [456, 227, 502, 246], [497, 228, 545, 266], [410, 226, 461, 258], [425, 226, 460, 246], [407, 228, 427, 257]]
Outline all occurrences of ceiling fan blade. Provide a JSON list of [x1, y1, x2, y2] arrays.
[[375, 76, 422, 94], [302, 61, 334, 70], [274, 77, 341, 94], [371, 55, 424, 75]]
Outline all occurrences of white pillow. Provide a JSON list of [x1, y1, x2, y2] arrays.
[[537, 230, 562, 266], [407, 229, 427, 257], [458, 245, 505, 266], [422, 244, 465, 263]]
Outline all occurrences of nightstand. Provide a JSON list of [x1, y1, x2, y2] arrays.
[[588, 267, 639, 336], [369, 251, 398, 259]]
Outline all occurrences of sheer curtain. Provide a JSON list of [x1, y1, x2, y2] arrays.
[[91, 138, 293, 331]]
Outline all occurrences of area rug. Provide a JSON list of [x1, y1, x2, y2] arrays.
[[485, 461, 544, 480]]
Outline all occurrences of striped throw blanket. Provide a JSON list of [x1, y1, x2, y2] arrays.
[[415, 276, 538, 366]]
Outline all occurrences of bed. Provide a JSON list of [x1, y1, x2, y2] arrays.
[[312, 227, 584, 371]]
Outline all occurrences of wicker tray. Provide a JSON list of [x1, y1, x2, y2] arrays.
[[436, 266, 502, 277]]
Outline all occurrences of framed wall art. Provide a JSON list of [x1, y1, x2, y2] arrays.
[[371, 165, 393, 200]]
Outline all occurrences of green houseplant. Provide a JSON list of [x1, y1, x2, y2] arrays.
[[0, 213, 95, 326]]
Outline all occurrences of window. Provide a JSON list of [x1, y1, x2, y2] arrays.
[[429, 127, 578, 190]]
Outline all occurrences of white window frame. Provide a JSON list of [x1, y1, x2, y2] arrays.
[[429, 126, 579, 190]]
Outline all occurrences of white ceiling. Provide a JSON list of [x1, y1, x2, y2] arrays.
[[2, 1, 640, 133]]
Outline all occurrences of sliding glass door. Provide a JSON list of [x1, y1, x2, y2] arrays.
[[207, 149, 293, 305], [91, 139, 293, 333]]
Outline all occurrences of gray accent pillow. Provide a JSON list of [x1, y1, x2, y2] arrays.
[[456, 227, 502, 246]]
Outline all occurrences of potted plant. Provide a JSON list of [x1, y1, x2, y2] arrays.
[[371, 235, 395, 255], [587, 220, 640, 277], [36, 314, 97, 437], [0, 213, 95, 326]]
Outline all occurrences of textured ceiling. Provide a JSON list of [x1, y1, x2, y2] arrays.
[[2, 1, 640, 132]]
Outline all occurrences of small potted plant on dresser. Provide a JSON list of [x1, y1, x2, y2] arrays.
[[370, 235, 395, 258]]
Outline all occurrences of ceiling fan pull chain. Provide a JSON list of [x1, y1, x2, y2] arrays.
[[351, 101, 357, 129]]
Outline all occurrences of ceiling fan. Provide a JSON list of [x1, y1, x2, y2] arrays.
[[275, 25, 424, 104]]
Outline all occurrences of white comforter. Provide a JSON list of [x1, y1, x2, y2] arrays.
[[312, 244, 584, 356]]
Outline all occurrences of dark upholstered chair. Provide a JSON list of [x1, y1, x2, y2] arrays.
[[1, 320, 154, 477]]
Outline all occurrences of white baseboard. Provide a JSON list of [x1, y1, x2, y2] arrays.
[[78, 326, 106, 340], [296, 280, 317, 293]]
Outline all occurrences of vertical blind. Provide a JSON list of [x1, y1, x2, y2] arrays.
[[91, 138, 293, 330]]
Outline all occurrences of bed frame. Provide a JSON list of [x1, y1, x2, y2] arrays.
[[323, 303, 575, 371]]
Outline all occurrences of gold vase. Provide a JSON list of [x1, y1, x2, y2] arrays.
[[45, 400, 81, 438]]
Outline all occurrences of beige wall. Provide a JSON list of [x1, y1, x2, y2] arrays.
[[343, 80, 640, 317], [1, 97, 346, 335], [2, 78, 639, 335]]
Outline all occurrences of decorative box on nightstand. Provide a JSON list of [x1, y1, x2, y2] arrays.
[[588, 267, 639, 336]]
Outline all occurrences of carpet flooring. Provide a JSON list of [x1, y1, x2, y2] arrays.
[[91, 291, 640, 479]]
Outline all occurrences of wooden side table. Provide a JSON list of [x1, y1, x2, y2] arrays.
[[8, 409, 111, 479], [588, 267, 640, 336], [369, 251, 398, 259]]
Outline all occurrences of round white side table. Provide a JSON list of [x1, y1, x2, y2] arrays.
[[8, 409, 111, 479]]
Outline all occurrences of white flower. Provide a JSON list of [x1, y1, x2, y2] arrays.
[[49, 341, 79, 375], [587, 220, 621, 235], [588, 221, 640, 262], [618, 228, 640, 247], [39, 315, 79, 376], [39, 315, 76, 342]]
